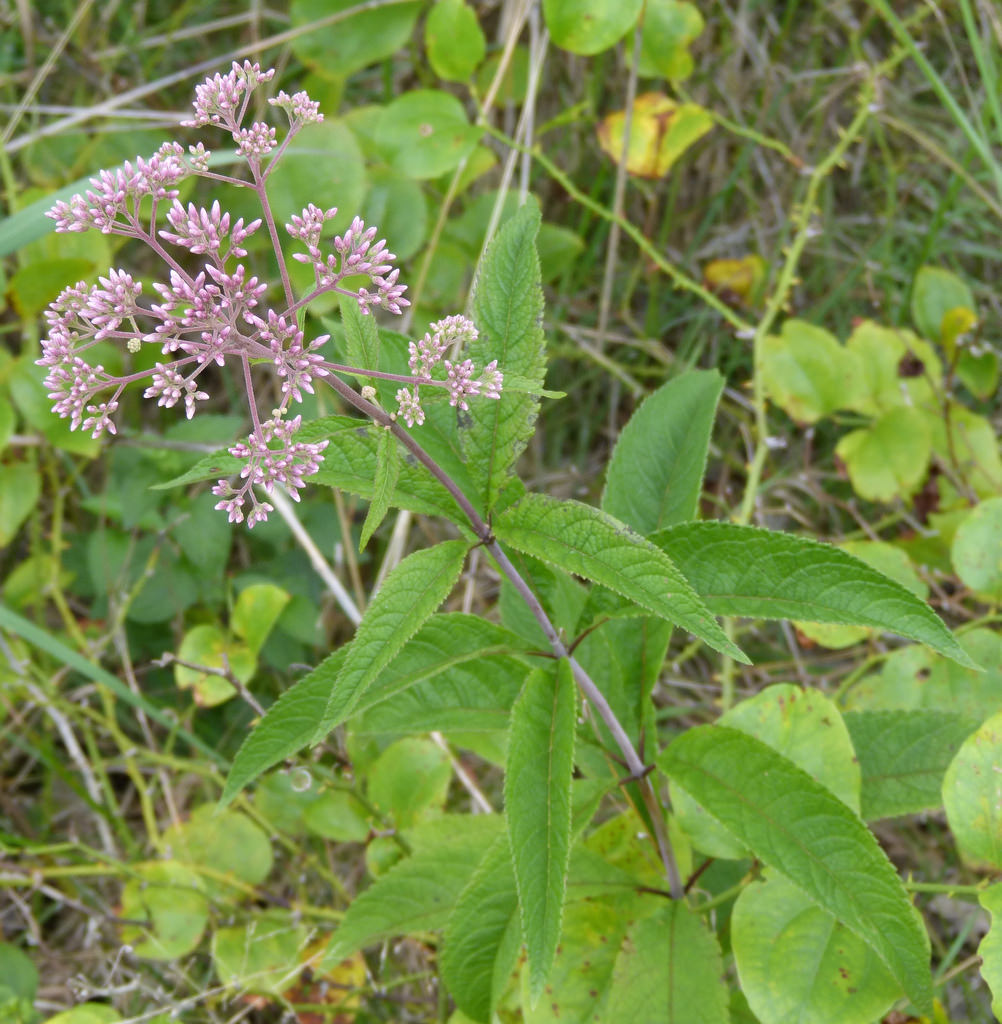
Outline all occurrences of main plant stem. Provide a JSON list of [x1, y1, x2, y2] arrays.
[[318, 371, 684, 898]]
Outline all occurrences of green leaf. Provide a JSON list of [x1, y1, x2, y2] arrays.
[[221, 648, 348, 806], [320, 816, 504, 966], [9, 258, 96, 319], [496, 494, 748, 662], [951, 497, 1002, 601], [341, 293, 381, 382], [929, 405, 1002, 498], [506, 661, 577, 1002], [441, 835, 521, 1023], [359, 428, 400, 551], [212, 909, 306, 995], [942, 711, 1002, 869], [162, 805, 273, 900], [658, 726, 933, 1013], [464, 200, 546, 513], [634, 0, 704, 81], [361, 171, 428, 261], [957, 346, 999, 399], [426, 0, 486, 81], [302, 788, 371, 842], [223, 613, 526, 805], [290, 0, 421, 77], [0, 943, 37, 1004], [543, 0, 643, 55], [40, 1006, 120, 1024], [601, 905, 728, 1024], [761, 318, 861, 424], [232, 583, 291, 656], [672, 684, 861, 860], [843, 321, 940, 416], [732, 873, 901, 1024], [174, 623, 255, 708], [650, 521, 975, 667], [314, 539, 469, 741], [308, 416, 465, 520], [602, 369, 723, 534], [368, 737, 452, 828], [120, 861, 209, 960], [910, 265, 976, 349], [978, 883, 1002, 1020], [605, 901, 728, 1023], [835, 405, 932, 502], [0, 461, 40, 545], [844, 709, 979, 821], [376, 90, 481, 179], [354, 613, 530, 727], [844, 629, 1000, 717]]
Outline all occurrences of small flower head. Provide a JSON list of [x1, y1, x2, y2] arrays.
[[182, 61, 275, 129], [269, 90, 324, 129]]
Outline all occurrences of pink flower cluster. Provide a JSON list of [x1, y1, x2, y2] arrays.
[[394, 316, 502, 427], [38, 62, 502, 527]]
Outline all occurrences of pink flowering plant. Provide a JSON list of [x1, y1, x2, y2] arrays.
[[32, 63, 980, 1021], [40, 61, 501, 528]]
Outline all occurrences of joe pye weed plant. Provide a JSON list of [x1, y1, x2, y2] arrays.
[[31, 61, 1000, 1023]]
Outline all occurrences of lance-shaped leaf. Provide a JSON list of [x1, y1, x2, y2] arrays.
[[602, 369, 723, 534], [605, 901, 729, 1024], [222, 614, 528, 805], [221, 647, 348, 806], [651, 521, 974, 666], [359, 427, 400, 550], [658, 726, 932, 1014], [340, 297, 380, 384], [495, 493, 747, 662], [320, 816, 504, 968], [463, 200, 546, 513], [506, 661, 577, 1002], [313, 539, 469, 742], [441, 834, 521, 1023]]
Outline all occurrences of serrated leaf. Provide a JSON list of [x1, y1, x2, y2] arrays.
[[441, 835, 520, 1023], [464, 200, 546, 513], [605, 901, 729, 1024], [733, 872, 901, 1024], [314, 539, 468, 741], [506, 661, 576, 1002], [602, 369, 723, 534], [650, 521, 975, 667], [359, 428, 400, 550], [658, 726, 932, 1014], [844, 709, 979, 821], [221, 647, 349, 806], [320, 816, 504, 967], [672, 684, 861, 860], [979, 884, 1002, 1019], [942, 711, 1002, 869], [495, 494, 748, 662], [341, 295, 381, 382]]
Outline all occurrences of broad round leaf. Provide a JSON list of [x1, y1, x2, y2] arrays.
[[951, 498, 1002, 601], [543, 0, 643, 55], [212, 910, 307, 994], [733, 873, 900, 1024], [368, 737, 452, 828], [426, 0, 486, 81], [162, 805, 273, 896], [120, 861, 209, 960], [943, 711, 1002, 869], [761, 319, 860, 424], [634, 0, 704, 80], [835, 406, 932, 502], [596, 94, 712, 178], [290, 0, 421, 77], [376, 90, 480, 180]]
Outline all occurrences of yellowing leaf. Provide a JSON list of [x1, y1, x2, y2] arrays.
[[596, 93, 712, 178], [702, 255, 766, 307]]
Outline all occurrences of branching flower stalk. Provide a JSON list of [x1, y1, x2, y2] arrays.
[[39, 62, 683, 897]]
